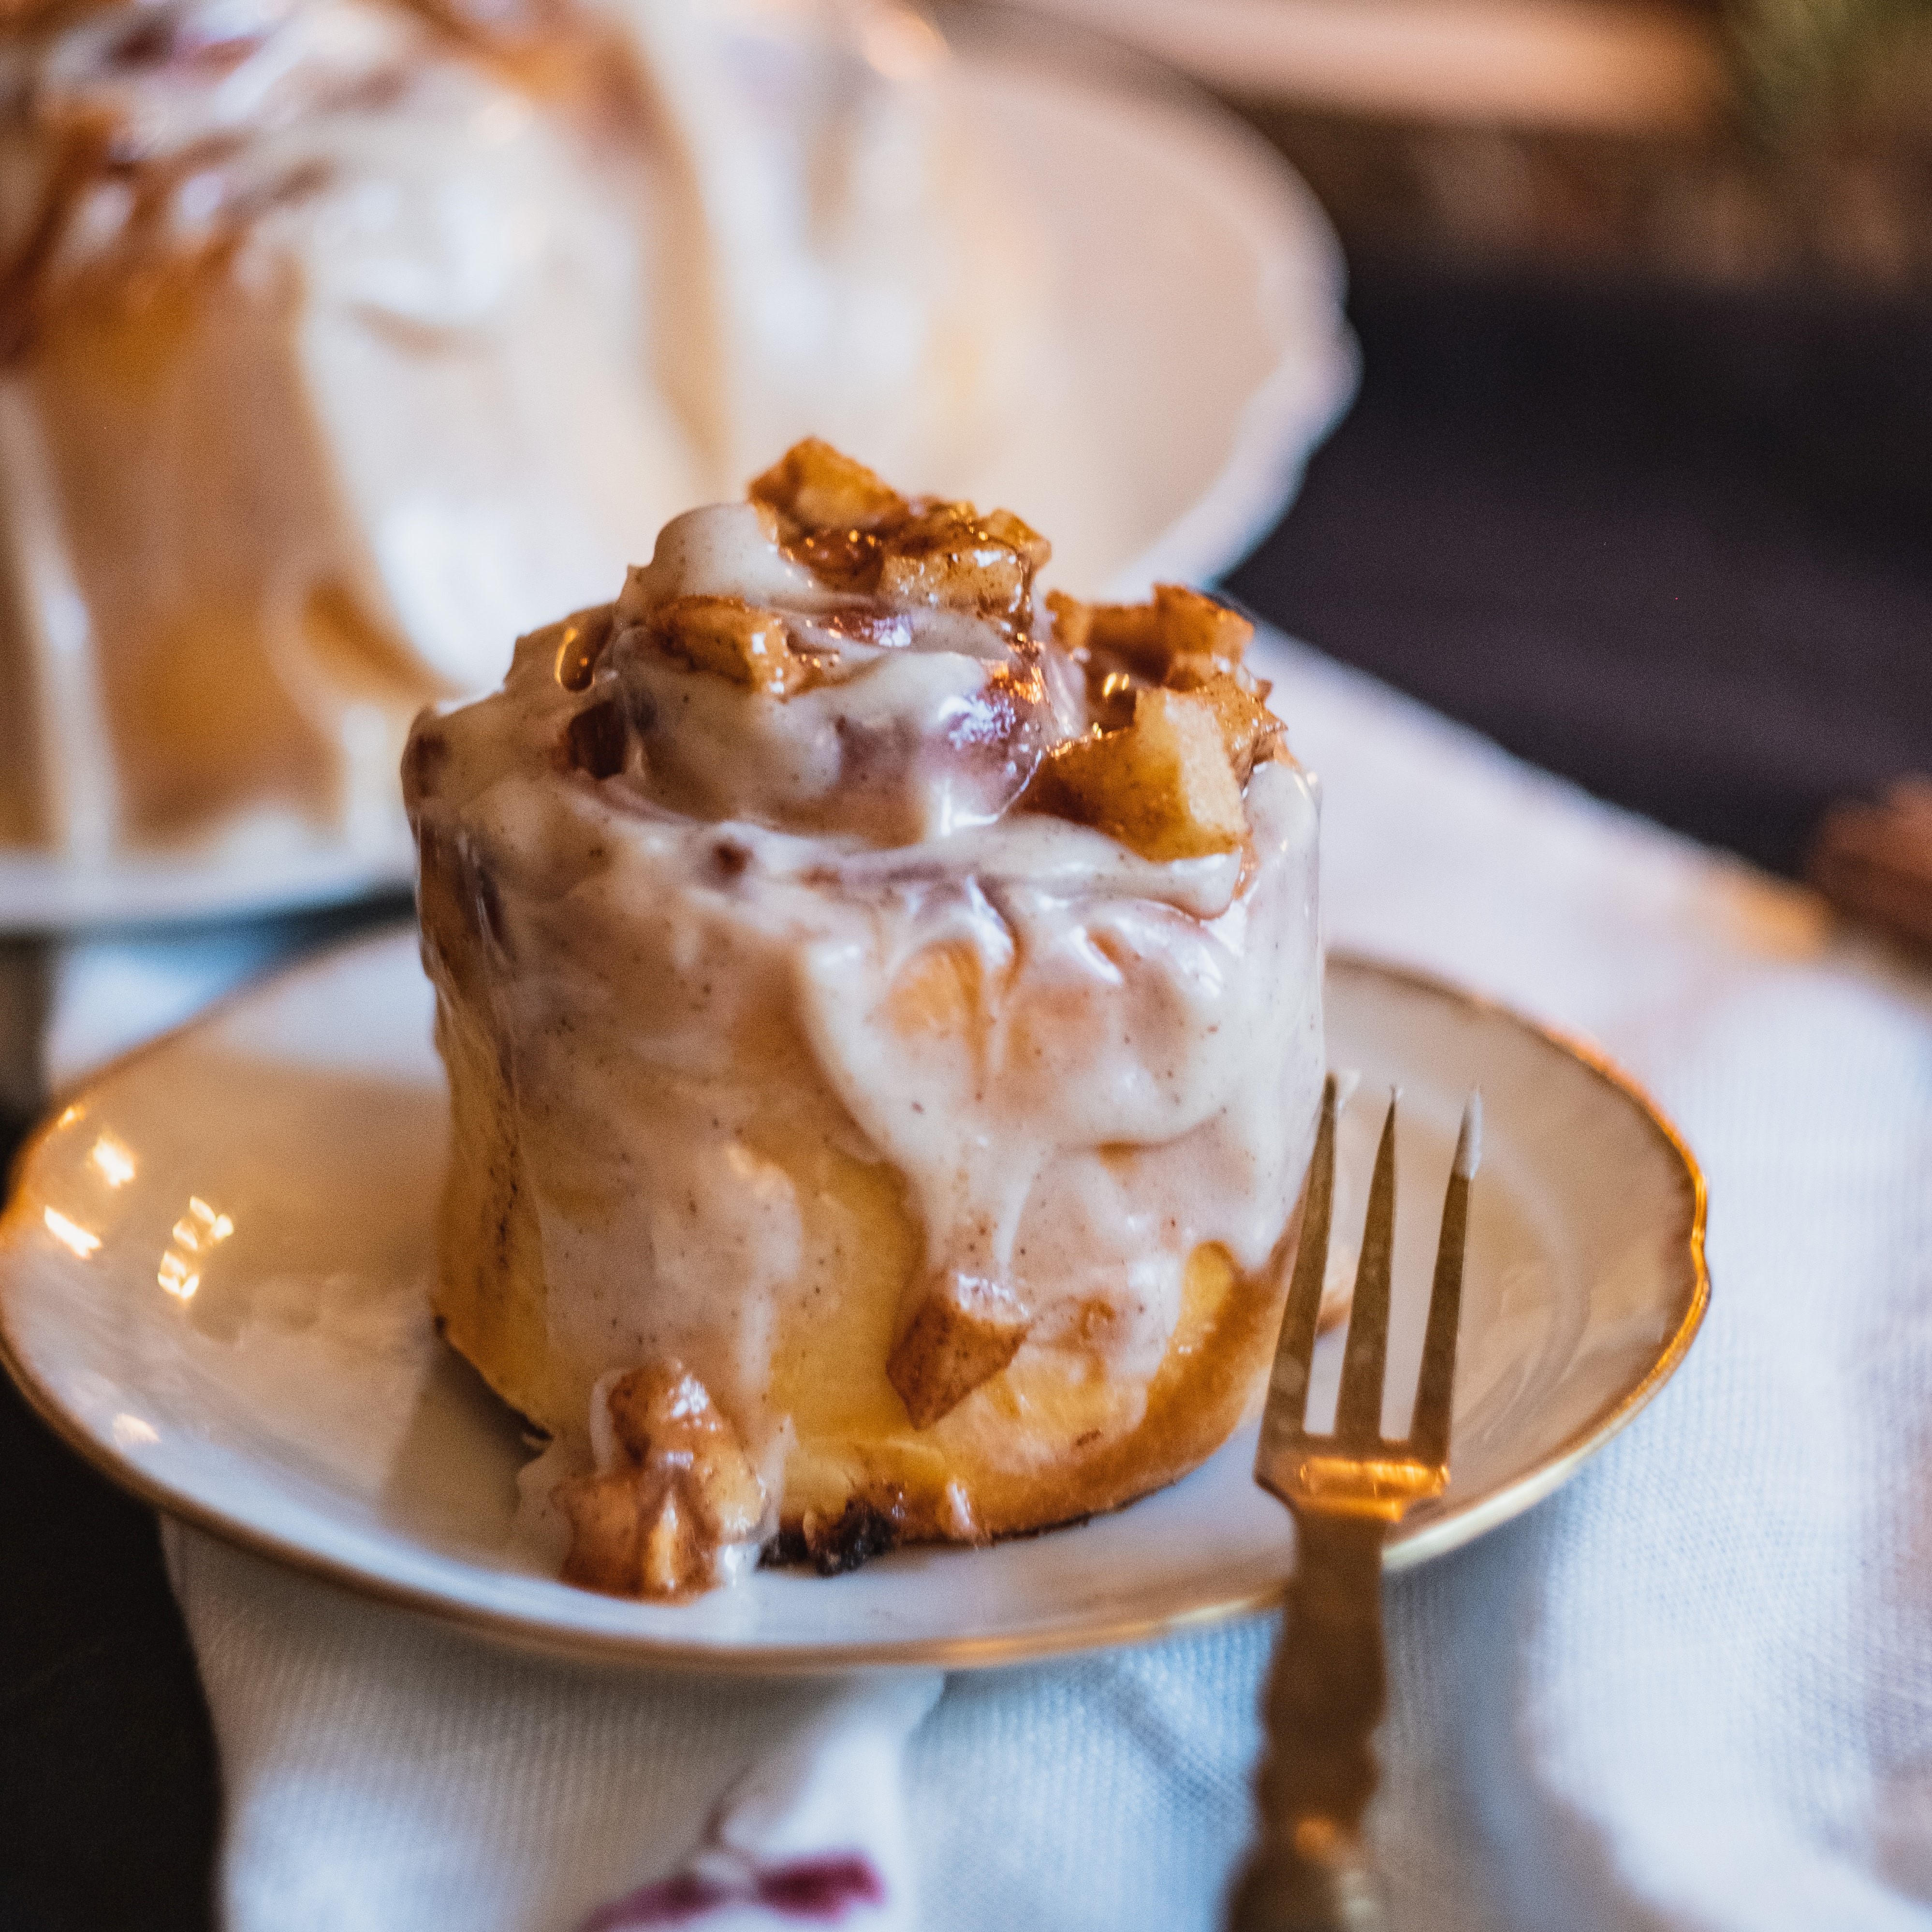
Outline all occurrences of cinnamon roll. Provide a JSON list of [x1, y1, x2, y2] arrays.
[[405, 441, 1323, 1598]]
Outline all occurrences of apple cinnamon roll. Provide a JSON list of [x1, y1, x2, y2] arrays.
[[405, 440, 1324, 1599]]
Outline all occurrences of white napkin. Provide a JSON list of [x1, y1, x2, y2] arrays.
[[157, 630, 1932, 1932]]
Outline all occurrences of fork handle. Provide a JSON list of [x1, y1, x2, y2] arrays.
[[1228, 1510, 1389, 1932]]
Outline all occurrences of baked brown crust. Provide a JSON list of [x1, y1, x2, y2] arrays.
[[425, 1009, 1309, 1553]]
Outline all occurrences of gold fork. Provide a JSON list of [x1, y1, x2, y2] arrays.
[[1228, 1074, 1480, 1932]]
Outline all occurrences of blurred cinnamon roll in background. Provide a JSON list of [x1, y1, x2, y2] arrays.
[[0, 0, 1037, 867], [406, 442, 1326, 1598]]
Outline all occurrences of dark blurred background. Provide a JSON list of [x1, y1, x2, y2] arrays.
[[9, 0, 1932, 1924], [1226, 257, 1932, 876], [981, 0, 1932, 877], [1197, 0, 1932, 878]]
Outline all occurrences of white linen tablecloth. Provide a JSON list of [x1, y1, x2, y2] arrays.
[[147, 631, 1932, 1931]]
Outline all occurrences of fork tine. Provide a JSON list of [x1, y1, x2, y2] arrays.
[[1332, 1090, 1398, 1447], [1408, 1091, 1479, 1467], [1255, 1074, 1338, 1459]]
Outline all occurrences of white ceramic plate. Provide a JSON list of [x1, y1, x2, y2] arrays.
[[0, 934, 1704, 1671], [0, 51, 1351, 937]]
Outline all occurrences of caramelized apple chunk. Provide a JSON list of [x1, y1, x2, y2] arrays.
[[1182, 671, 1286, 783], [977, 507, 1052, 571], [556, 1362, 765, 1600], [1087, 583, 1254, 682], [649, 593, 817, 697], [1028, 686, 1247, 862], [747, 440, 1050, 623], [879, 501, 1048, 623], [880, 513, 1030, 619], [750, 437, 907, 536], [1048, 585, 1285, 776], [888, 1273, 1031, 1429]]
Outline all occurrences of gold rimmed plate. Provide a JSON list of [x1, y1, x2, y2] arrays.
[[0, 933, 1705, 1671]]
